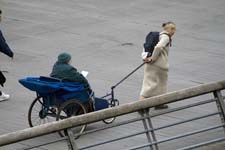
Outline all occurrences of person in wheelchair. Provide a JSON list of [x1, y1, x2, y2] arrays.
[[50, 52, 93, 112], [50, 52, 88, 85]]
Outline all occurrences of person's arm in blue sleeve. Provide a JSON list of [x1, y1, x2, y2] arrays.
[[0, 30, 14, 58]]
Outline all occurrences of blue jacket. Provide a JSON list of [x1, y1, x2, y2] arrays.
[[0, 29, 14, 58]]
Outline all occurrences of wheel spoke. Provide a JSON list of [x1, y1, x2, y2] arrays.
[[32, 107, 41, 113], [31, 117, 40, 123], [37, 119, 41, 125], [35, 100, 43, 108]]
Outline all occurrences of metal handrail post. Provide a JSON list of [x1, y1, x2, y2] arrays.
[[213, 90, 225, 133], [145, 109, 159, 150], [67, 129, 78, 150], [139, 110, 154, 150]]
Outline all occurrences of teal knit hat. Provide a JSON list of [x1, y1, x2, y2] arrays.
[[57, 52, 72, 63]]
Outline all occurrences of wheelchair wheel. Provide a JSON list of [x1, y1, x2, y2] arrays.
[[102, 117, 116, 124], [56, 99, 87, 138], [102, 99, 119, 124], [28, 96, 57, 127]]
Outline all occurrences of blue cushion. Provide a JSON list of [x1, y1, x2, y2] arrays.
[[94, 98, 109, 111]]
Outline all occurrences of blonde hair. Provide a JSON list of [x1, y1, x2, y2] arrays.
[[162, 22, 175, 29]]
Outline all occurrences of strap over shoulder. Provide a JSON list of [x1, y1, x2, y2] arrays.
[[160, 33, 172, 47]]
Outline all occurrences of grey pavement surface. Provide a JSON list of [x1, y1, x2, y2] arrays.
[[0, 0, 225, 150]]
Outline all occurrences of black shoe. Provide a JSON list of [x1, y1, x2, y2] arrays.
[[155, 104, 168, 110]]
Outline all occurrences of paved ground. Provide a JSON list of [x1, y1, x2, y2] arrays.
[[0, 0, 225, 150]]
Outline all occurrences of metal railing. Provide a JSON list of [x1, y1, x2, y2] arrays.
[[0, 80, 225, 150]]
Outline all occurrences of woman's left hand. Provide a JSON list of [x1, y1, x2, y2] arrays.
[[143, 57, 152, 63]]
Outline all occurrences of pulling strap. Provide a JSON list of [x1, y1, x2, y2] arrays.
[[111, 62, 145, 89]]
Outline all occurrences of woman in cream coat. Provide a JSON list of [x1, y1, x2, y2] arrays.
[[140, 22, 176, 109]]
